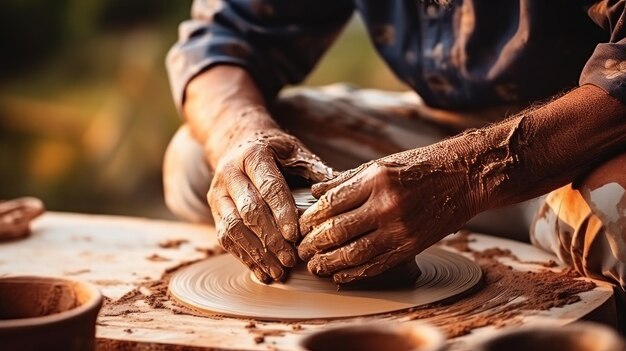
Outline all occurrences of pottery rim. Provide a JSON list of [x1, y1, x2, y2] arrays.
[[0, 275, 103, 330]]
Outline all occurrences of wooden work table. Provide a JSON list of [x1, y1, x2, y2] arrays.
[[0, 213, 617, 350]]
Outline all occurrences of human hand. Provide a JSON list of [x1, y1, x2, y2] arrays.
[[298, 145, 479, 284], [0, 197, 45, 241], [208, 125, 334, 283]]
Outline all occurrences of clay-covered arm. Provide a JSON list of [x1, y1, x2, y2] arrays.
[[184, 66, 275, 167], [184, 66, 334, 283], [460, 84, 626, 211], [299, 84, 626, 284]]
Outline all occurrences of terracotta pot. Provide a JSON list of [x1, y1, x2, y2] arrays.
[[0, 276, 103, 351], [473, 322, 626, 351], [298, 321, 445, 351]]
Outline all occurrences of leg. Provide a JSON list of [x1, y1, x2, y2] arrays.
[[531, 151, 626, 289], [163, 125, 214, 223]]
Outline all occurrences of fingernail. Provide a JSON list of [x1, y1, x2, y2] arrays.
[[311, 184, 324, 197], [333, 273, 349, 284], [306, 260, 317, 274], [282, 224, 297, 241], [278, 251, 296, 267], [269, 266, 283, 280], [255, 270, 271, 284], [307, 258, 323, 275], [297, 246, 311, 261]]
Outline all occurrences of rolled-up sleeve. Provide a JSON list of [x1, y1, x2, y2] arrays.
[[580, 0, 626, 104], [166, 0, 354, 111]]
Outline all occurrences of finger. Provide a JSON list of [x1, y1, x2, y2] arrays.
[[311, 162, 371, 198], [299, 176, 371, 236], [332, 247, 414, 284], [298, 206, 377, 261], [224, 169, 297, 268], [210, 188, 287, 280], [221, 234, 272, 284], [0, 197, 45, 220], [244, 151, 299, 242], [270, 137, 335, 183], [307, 230, 390, 276]]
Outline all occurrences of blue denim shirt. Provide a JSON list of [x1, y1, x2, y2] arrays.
[[167, 0, 626, 110]]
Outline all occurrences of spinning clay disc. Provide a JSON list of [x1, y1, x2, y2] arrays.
[[292, 188, 317, 213], [169, 247, 482, 320]]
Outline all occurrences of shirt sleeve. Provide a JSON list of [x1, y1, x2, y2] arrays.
[[580, 0, 626, 105], [166, 0, 354, 111]]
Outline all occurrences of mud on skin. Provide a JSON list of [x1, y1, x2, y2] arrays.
[[207, 126, 334, 283], [299, 85, 626, 284]]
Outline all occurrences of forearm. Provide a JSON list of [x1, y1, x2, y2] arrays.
[[183, 65, 279, 168], [460, 84, 626, 211]]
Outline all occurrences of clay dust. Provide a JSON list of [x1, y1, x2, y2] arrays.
[[100, 232, 596, 340]]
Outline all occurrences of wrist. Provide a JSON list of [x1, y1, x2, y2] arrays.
[[204, 107, 282, 168], [429, 134, 490, 217]]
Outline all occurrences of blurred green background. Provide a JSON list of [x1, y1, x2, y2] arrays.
[[0, 0, 405, 219]]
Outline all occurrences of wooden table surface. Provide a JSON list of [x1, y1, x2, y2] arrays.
[[0, 212, 616, 350]]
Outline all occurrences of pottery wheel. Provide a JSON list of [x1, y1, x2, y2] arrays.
[[169, 247, 482, 320]]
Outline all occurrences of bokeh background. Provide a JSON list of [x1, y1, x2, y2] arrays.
[[0, 1, 406, 218]]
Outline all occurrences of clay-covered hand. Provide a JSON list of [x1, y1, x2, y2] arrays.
[[298, 145, 480, 284], [208, 127, 334, 283], [0, 197, 45, 241]]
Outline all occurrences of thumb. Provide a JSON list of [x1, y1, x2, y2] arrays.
[[272, 140, 335, 184], [311, 161, 372, 198]]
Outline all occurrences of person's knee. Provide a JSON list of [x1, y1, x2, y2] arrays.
[[530, 152, 626, 288], [576, 152, 626, 235], [163, 125, 214, 223]]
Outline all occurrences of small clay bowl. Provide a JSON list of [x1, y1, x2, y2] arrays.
[[473, 322, 626, 351], [298, 321, 445, 351], [0, 276, 103, 351]]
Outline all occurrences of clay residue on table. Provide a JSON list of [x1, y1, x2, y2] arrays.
[[441, 229, 475, 252], [146, 253, 171, 262], [100, 233, 596, 340], [158, 239, 189, 249], [408, 231, 596, 337], [101, 248, 225, 320]]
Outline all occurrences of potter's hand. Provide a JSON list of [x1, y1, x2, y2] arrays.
[[298, 146, 479, 284], [208, 126, 333, 283], [0, 197, 45, 241]]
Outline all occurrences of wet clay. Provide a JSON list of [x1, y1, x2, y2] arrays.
[[101, 233, 598, 340], [168, 247, 482, 320], [292, 188, 318, 214], [405, 232, 597, 337]]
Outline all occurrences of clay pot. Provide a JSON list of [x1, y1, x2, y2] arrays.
[[474, 322, 626, 351], [299, 321, 445, 351], [0, 276, 103, 351]]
